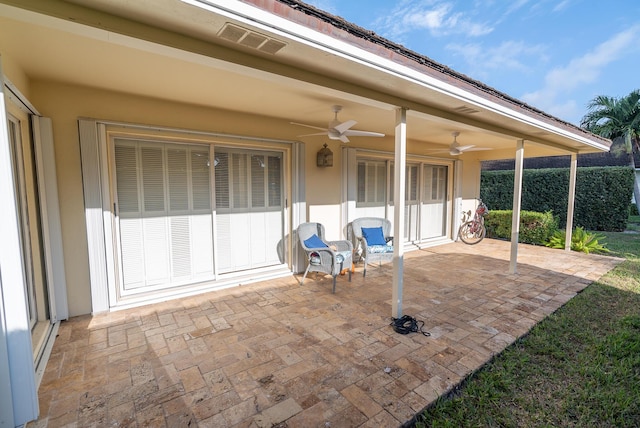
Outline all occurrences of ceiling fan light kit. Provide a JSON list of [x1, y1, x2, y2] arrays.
[[291, 105, 385, 143], [449, 131, 472, 155]]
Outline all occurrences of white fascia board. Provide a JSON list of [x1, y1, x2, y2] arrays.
[[184, 0, 608, 151]]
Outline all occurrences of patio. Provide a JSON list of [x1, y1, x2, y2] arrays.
[[30, 239, 622, 427]]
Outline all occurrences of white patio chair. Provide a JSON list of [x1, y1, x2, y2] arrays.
[[297, 222, 353, 293], [349, 217, 394, 277]]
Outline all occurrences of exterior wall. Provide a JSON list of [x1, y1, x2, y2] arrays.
[[7, 78, 484, 317], [0, 53, 30, 99], [459, 158, 483, 214], [305, 141, 343, 241], [27, 81, 375, 315]]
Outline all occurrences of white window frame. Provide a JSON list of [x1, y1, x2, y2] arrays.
[[111, 138, 216, 296], [79, 119, 298, 311], [346, 147, 456, 246]]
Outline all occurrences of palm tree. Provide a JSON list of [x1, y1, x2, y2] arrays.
[[581, 89, 640, 214]]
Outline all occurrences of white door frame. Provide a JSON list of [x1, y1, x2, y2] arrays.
[[80, 119, 300, 311], [0, 56, 39, 428]]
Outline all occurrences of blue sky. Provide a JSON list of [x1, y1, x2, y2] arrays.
[[302, 0, 640, 126]]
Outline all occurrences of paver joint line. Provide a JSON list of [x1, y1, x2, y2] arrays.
[[32, 240, 621, 427]]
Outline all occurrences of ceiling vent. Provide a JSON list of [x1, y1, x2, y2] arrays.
[[217, 23, 286, 54], [453, 105, 480, 115]]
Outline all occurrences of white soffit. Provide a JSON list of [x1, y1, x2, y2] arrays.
[[184, 0, 608, 151]]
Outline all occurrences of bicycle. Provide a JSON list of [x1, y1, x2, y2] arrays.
[[458, 199, 489, 245]]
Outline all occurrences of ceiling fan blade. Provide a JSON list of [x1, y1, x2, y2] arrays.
[[298, 131, 329, 137], [333, 119, 357, 133], [343, 130, 385, 137], [465, 147, 493, 151], [291, 110, 382, 142], [290, 121, 327, 131], [457, 144, 476, 152]]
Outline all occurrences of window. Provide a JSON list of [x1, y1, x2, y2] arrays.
[[357, 160, 386, 206], [424, 165, 447, 202], [388, 163, 419, 202], [214, 150, 282, 211], [213, 148, 284, 273], [353, 154, 451, 243], [114, 139, 214, 291]]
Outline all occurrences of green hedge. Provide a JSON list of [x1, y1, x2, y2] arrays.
[[484, 210, 559, 245], [481, 166, 634, 232]]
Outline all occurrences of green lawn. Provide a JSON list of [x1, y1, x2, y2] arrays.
[[627, 214, 640, 232], [413, 221, 640, 427]]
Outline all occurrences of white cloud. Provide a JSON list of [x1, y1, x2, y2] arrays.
[[446, 40, 547, 79], [542, 99, 580, 125], [504, 0, 531, 16], [522, 25, 640, 122], [551, 0, 573, 12], [404, 4, 452, 30], [375, 0, 493, 40]]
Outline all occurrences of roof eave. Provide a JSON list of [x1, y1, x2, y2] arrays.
[[223, 0, 610, 150]]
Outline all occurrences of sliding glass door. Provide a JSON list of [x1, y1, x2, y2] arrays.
[[354, 155, 451, 244], [214, 149, 284, 273], [112, 139, 286, 296]]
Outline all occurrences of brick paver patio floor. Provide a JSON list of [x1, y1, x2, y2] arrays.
[[30, 239, 622, 427]]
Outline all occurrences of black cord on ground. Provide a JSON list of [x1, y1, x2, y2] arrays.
[[390, 315, 430, 336]]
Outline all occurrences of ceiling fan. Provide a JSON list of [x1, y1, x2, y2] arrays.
[[290, 105, 385, 143], [436, 131, 492, 156]]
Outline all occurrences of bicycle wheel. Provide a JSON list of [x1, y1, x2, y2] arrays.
[[458, 220, 486, 245]]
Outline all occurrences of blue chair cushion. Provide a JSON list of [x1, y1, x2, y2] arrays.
[[362, 227, 386, 246], [368, 245, 394, 254], [304, 234, 327, 249]]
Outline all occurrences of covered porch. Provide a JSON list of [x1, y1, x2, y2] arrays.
[[31, 239, 622, 427]]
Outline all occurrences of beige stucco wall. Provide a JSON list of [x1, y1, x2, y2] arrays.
[[27, 81, 386, 315], [305, 142, 343, 240], [460, 159, 483, 213], [5, 76, 481, 317], [0, 52, 29, 99]]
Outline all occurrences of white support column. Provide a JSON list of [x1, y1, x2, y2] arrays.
[[392, 107, 407, 318], [509, 139, 525, 274], [565, 153, 577, 251]]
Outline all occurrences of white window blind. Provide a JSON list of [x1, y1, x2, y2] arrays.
[[389, 163, 419, 202], [114, 139, 214, 292], [424, 165, 448, 202], [214, 149, 283, 273], [421, 164, 448, 239], [356, 160, 386, 206]]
